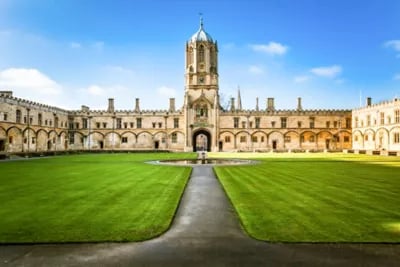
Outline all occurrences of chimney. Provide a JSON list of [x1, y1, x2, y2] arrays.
[[297, 97, 303, 111], [366, 97, 372, 107], [267, 97, 275, 111], [169, 98, 176, 112], [107, 98, 114, 113], [230, 97, 235, 112], [256, 97, 259, 111], [135, 98, 140, 112], [81, 105, 90, 112]]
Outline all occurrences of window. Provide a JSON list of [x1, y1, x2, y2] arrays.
[[31, 137, 35, 144], [9, 136, 13, 144], [136, 118, 142, 128], [255, 117, 260, 128], [122, 137, 128, 143], [103, 122, 107, 128], [367, 115, 371, 126], [280, 117, 287, 128], [15, 109, 21, 123], [24, 137, 27, 144], [252, 136, 258, 143], [158, 122, 162, 128], [174, 118, 179, 128], [333, 135, 339, 142], [344, 136, 350, 143], [124, 122, 128, 128], [261, 136, 265, 142], [171, 133, 177, 143], [388, 116, 392, 124], [354, 136, 358, 142], [130, 122, 134, 128], [298, 121, 302, 128], [224, 136, 231, 143], [75, 122, 79, 129], [309, 117, 315, 128], [29, 117, 33, 125], [49, 120, 52, 126], [240, 136, 246, 143], [2, 113, 7, 121], [271, 121, 276, 128], [334, 121, 338, 128], [38, 114, 42, 125], [242, 121, 246, 128], [82, 118, 88, 129], [152, 122, 156, 128], [116, 118, 122, 129], [309, 135, 315, 142], [380, 112, 385, 125], [394, 133, 400, 143], [24, 116, 27, 124], [365, 135, 369, 141], [300, 135, 305, 142], [54, 117, 58, 128], [346, 118, 351, 128], [234, 117, 239, 128], [196, 104, 208, 118], [69, 132, 75, 144], [45, 120, 48, 126], [326, 121, 330, 128], [249, 122, 253, 128], [96, 122, 100, 128], [395, 110, 400, 123], [198, 45, 205, 62], [354, 117, 358, 128], [284, 136, 291, 143]]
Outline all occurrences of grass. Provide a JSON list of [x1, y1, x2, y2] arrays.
[[213, 153, 400, 242], [0, 153, 194, 243]]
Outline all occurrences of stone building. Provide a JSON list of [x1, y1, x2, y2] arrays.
[[352, 97, 400, 154], [0, 19, 356, 154]]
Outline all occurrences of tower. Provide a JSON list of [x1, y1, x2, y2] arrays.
[[184, 17, 220, 152]]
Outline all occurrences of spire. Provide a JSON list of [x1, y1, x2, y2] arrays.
[[199, 13, 204, 29], [237, 86, 242, 111], [256, 97, 259, 111]]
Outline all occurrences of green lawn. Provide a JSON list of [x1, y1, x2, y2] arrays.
[[214, 153, 400, 242], [0, 153, 194, 243]]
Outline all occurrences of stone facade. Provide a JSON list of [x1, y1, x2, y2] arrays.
[[0, 20, 378, 154], [352, 97, 400, 154]]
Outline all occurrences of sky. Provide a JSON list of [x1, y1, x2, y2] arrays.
[[0, 0, 399, 111]]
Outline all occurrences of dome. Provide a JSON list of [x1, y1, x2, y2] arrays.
[[190, 18, 213, 43]]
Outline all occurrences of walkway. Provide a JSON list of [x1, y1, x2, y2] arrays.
[[0, 166, 399, 266]]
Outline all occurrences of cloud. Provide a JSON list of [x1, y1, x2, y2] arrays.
[[250, 42, 288, 55], [0, 68, 62, 95], [385, 40, 400, 51], [248, 65, 264, 75], [70, 42, 81, 49], [310, 65, 342, 78], [294, 75, 310, 83], [86, 85, 106, 96], [394, 74, 400, 80], [93, 41, 104, 51], [157, 86, 176, 98]]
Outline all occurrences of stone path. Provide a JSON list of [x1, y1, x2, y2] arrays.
[[0, 166, 399, 266]]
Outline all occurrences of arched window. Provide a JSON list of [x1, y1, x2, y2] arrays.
[[198, 45, 204, 62], [195, 104, 208, 118], [189, 47, 194, 65], [16, 110, 21, 123]]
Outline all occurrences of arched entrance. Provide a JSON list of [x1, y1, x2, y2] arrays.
[[192, 130, 211, 152]]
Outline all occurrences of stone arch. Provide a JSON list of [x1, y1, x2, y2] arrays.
[[36, 129, 48, 151], [352, 130, 364, 150], [105, 131, 122, 149], [219, 131, 235, 151], [268, 131, 284, 150], [284, 130, 300, 149], [136, 131, 153, 148], [7, 126, 23, 152], [120, 132, 137, 149], [375, 127, 389, 150], [89, 132, 105, 149], [192, 129, 211, 152], [363, 129, 376, 150], [22, 127, 36, 152], [250, 131, 268, 150], [0, 126, 6, 152], [153, 131, 167, 149]]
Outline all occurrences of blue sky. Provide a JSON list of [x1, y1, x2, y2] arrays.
[[0, 0, 399, 110]]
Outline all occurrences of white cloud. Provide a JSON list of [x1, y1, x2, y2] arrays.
[[70, 42, 81, 49], [86, 85, 106, 96], [0, 68, 62, 95], [250, 42, 288, 55], [248, 65, 264, 75], [93, 41, 104, 51], [157, 86, 176, 98], [394, 74, 400, 80], [385, 40, 400, 51], [294, 75, 310, 83], [310, 65, 342, 78]]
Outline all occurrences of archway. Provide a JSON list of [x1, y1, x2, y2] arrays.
[[192, 130, 211, 152]]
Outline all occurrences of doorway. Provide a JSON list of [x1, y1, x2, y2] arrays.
[[0, 140, 5, 151], [154, 141, 159, 149], [99, 141, 104, 149], [218, 141, 223, 152], [325, 139, 330, 149], [47, 140, 52, 150], [272, 140, 277, 150], [192, 130, 211, 152]]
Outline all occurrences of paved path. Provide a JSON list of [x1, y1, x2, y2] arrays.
[[1, 166, 399, 266]]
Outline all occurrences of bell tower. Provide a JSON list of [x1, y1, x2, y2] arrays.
[[184, 17, 220, 152]]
